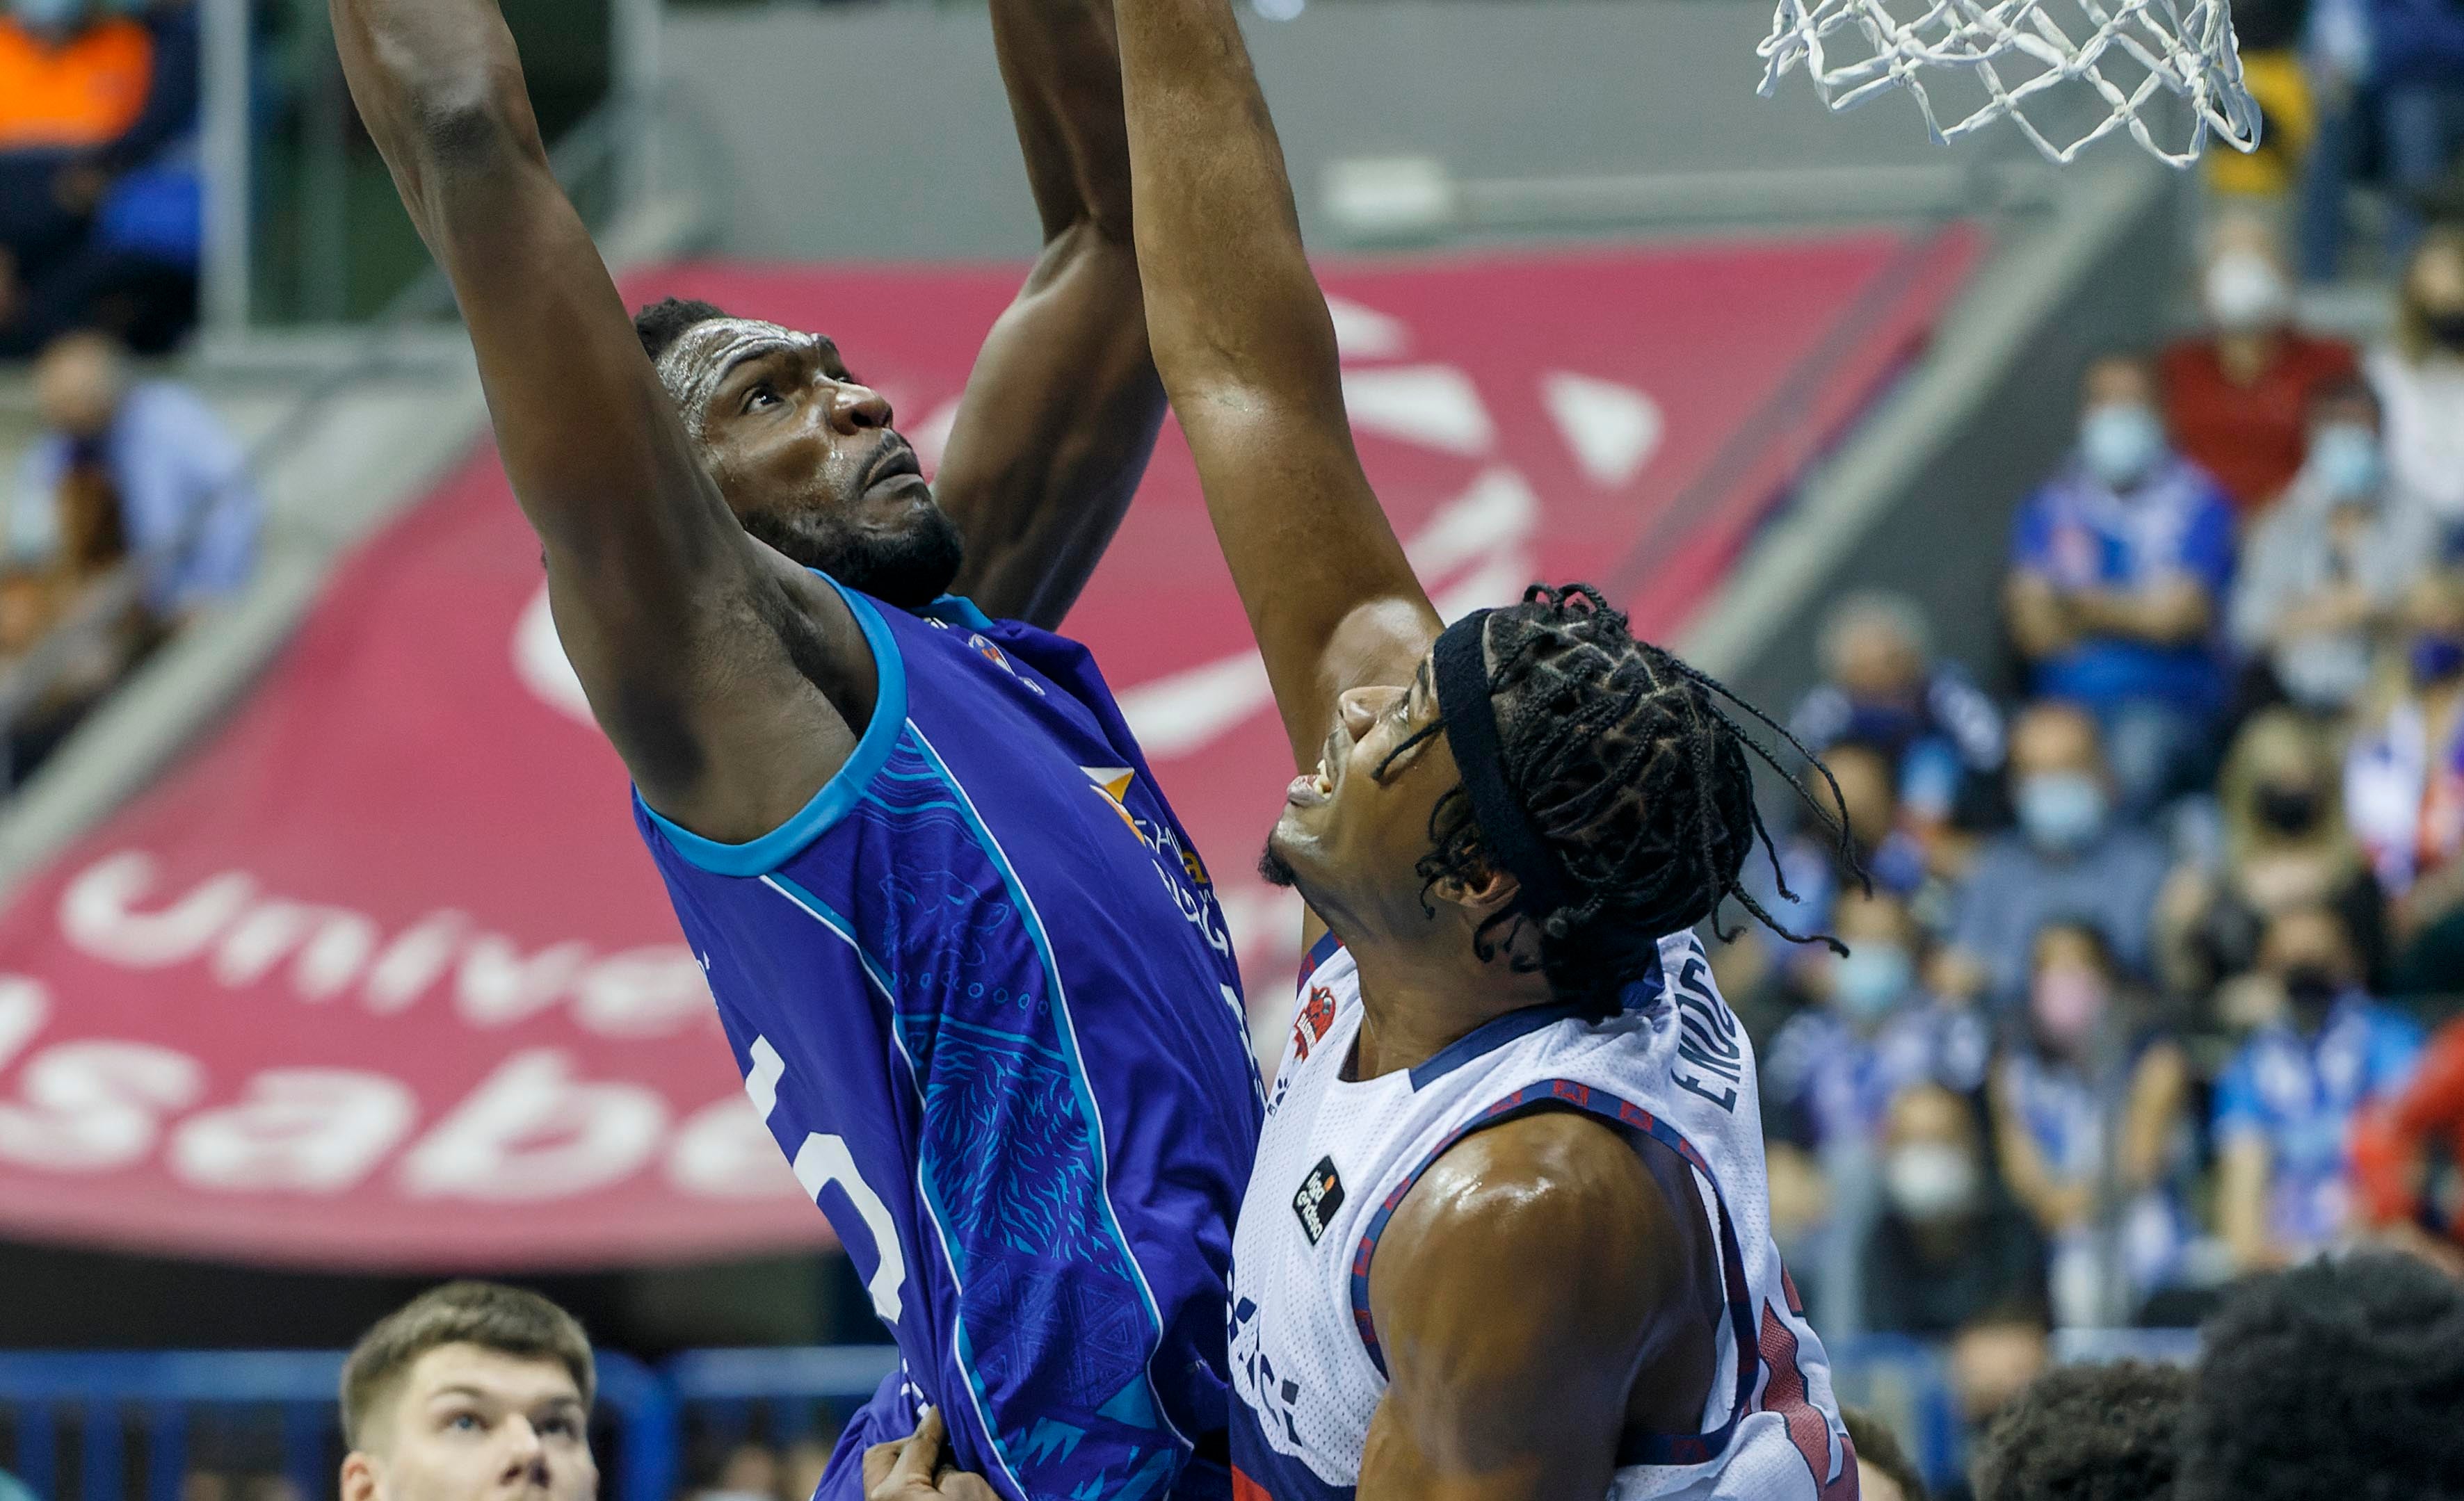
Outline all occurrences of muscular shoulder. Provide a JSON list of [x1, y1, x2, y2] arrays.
[[1371, 1110, 1675, 1370]]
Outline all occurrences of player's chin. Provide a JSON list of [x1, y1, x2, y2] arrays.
[[857, 473, 938, 524]]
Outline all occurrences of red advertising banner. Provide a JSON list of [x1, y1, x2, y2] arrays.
[[0, 232, 1976, 1267]]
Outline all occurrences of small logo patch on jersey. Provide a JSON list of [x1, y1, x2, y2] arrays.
[[1293, 1155, 1345, 1244]]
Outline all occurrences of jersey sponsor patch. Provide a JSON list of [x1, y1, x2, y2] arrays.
[[1289, 983, 1338, 1062], [1292, 1155, 1345, 1245]]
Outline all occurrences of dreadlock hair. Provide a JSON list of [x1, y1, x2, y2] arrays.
[[1398, 583, 1862, 1019], [634, 296, 730, 365]]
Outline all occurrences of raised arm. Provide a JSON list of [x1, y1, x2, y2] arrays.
[[1112, 0, 1438, 768], [332, 0, 861, 842], [931, 0, 1168, 630]]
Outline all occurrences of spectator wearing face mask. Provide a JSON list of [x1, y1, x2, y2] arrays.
[[2368, 230, 2464, 537], [2344, 569, 2464, 998], [2214, 903, 2424, 1274], [1940, 701, 2174, 1009], [2162, 709, 2388, 1005], [1990, 921, 2194, 1329], [1862, 1083, 2051, 1430], [2231, 377, 2436, 716], [1723, 738, 1935, 1042], [2159, 218, 2359, 517], [1789, 590, 2006, 829], [2008, 355, 2237, 816], [1763, 889, 1992, 1327]]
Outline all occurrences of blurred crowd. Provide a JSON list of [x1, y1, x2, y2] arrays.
[[0, 0, 252, 786], [1713, 216, 2464, 1460], [1, 0, 203, 357]]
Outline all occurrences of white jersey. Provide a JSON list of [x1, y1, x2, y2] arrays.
[[1227, 931, 1858, 1500]]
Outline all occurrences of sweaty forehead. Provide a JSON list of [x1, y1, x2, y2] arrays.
[[657, 317, 815, 424]]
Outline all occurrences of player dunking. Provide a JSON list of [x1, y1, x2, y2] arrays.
[[1101, 0, 1864, 1491], [330, 0, 1261, 1495], [880, 0, 1867, 1488]]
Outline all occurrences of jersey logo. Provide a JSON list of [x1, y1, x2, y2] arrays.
[[1293, 1155, 1345, 1244], [1289, 983, 1337, 1062], [968, 632, 1046, 695], [1082, 765, 1146, 838]]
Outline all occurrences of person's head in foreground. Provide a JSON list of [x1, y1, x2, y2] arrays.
[[339, 1281, 597, 1501], [2177, 1251, 2464, 1501], [1259, 582, 1853, 1018], [1841, 1404, 1928, 1501], [634, 297, 962, 609], [1972, 1358, 2188, 1501]]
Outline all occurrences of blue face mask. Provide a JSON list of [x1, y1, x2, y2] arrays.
[[2019, 771, 2108, 854], [1833, 943, 1913, 1021], [2413, 633, 2464, 686], [2080, 403, 2166, 489], [2310, 422, 2383, 502]]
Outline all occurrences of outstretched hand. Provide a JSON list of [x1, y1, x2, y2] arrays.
[[862, 1407, 1001, 1500]]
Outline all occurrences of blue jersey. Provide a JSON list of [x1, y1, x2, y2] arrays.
[[634, 581, 1263, 1501]]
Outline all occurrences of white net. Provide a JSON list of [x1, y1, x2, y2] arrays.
[[1757, 0, 2264, 167]]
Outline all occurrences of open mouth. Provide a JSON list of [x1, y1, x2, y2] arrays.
[[860, 440, 923, 494], [1285, 757, 1335, 808]]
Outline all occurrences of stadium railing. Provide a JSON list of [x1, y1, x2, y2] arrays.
[[1, 1334, 2188, 1499], [0, 1351, 675, 1501], [663, 1346, 901, 1477]]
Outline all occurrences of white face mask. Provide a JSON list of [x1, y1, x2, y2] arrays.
[[2309, 421, 2383, 501], [1886, 1142, 1981, 1220], [2080, 403, 2166, 490], [2204, 250, 2290, 333]]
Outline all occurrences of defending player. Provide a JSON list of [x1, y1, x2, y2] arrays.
[[1107, 0, 1862, 1493], [328, 0, 1262, 1495]]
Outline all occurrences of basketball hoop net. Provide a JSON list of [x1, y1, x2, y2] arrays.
[[1757, 0, 2263, 167]]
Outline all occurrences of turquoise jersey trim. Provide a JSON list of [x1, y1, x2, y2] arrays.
[[922, 594, 996, 631], [635, 577, 909, 877]]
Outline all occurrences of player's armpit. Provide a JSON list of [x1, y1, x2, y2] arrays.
[[1357, 1111, 1694, 1501]]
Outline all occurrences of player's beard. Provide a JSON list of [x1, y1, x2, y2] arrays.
[[1258, 840, 1298, 889], [743, 502, 967, 610]]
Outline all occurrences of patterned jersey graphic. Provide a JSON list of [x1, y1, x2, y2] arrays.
[[637, 585, 1260, 1501]]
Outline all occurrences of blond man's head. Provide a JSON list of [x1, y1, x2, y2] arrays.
[[338, 1282, 597, 1501]]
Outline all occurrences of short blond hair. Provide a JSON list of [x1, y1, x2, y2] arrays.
[[340, 1282, 595, 1449]]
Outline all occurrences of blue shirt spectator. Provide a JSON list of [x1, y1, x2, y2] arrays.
[[1944, 701, 2175, 1006], [1789, 589, 2006, 825], [1767, 993, 1991, 1153], [11, 332, 256, 618], [2007, 355, 2237, 812], [2214, 905, 2424, 1269]]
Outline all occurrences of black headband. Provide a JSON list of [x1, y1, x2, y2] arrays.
[[1433, 609, 1574, 920]]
